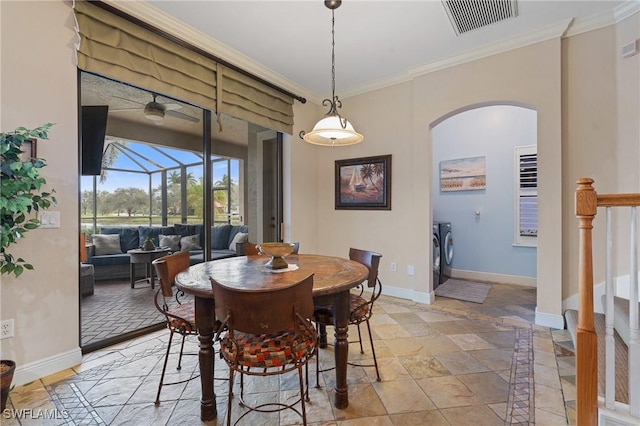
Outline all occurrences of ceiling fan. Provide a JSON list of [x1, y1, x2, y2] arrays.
[[110, 94, 200, 125]]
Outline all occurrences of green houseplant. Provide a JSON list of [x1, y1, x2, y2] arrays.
[[0, 124, 56, 410], [0, 123, 56, 278]]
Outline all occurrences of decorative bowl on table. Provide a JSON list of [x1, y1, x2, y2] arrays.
[[257, 242, 295, 270]]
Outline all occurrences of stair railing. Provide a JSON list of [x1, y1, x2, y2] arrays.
[[575, 178, 640, 425]]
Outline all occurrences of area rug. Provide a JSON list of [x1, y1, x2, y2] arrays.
[[435, 278, 492, 303]]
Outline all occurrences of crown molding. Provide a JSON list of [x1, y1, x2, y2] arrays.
[[102, 0, 317, 103], [407, 19, 573, 78], [341, 19, 572, 99], [342, 1, 639, 100], [565, 0, 639, 37], [615, 0, 640, 23], [102, 0, 638, 104]]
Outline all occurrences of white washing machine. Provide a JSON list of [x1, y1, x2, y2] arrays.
[[437, 222, 453, 284], [432, 223, 441, 289]]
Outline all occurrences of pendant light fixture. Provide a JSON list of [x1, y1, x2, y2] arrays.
[[300, 0, 363, 147]]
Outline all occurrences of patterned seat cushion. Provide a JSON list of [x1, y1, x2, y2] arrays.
[[220, 322, 316, 368], [313, 294, 370, 325], [167, 302, 196, 333]]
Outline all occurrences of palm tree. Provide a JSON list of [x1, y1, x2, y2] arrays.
[[99, 139, 129, 183], [168, 171, 181, 186], [360, 164, 379, 191], [168, 171, 196, 186], [214, 173, 232, 188], [373, 163, 384, 180]]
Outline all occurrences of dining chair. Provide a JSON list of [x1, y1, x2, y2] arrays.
[[239, 241, 260, 255], [212, 273, 317, 426], [313, 248, 383, 384], [151, 250, 199, 406]]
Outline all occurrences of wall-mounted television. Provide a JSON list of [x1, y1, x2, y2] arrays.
[[81, 105, 109, 176]]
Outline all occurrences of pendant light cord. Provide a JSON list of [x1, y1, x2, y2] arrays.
[[331, 9, 336, 101]]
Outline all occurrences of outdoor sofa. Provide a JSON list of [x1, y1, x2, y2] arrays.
[[86, 224, 248, 281]]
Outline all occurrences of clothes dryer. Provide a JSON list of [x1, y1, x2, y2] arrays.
[[437, 222, 453, 284], [432, 223, 441, 289]]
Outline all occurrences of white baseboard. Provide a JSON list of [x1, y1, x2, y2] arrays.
[[535, 308, 565, 329], [12, 348, 82, 387], [381, 285, 434, 304], [413, 290, 435, 305], [452, 269, 536, 287]]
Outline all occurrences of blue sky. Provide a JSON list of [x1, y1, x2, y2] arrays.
[[81, 140, 239, 192]]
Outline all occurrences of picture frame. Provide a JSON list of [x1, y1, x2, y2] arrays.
[[439, 156, 486, 192], [335, 154, 391, 210], [19, 138, 37, 163]]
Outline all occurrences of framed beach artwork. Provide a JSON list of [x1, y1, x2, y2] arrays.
[[335, 155, 391, 210], [440, 156, 486, 192]]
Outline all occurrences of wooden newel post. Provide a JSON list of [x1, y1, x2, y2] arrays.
[[575, 178, 598, 426]]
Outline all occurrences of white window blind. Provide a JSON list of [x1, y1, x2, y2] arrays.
[[515, 145, 537, 246]]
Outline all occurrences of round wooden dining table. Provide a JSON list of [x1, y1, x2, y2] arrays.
[[174, 253, 369, 421]]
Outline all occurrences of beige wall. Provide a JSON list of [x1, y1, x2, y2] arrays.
[[419, 40, 564, 322], [286, 101, 323, 253], [293, 39, 564, 320], [0, 1, 81, 383], [561, 14, 640, 301], [297, 83, 419, 296], [1, 0, 638, 383]]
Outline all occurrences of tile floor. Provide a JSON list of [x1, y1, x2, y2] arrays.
[[3, 282, 578, 425]]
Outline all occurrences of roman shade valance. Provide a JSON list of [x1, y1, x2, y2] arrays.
[[75, 0, 217, 112], [217, 66, 294, 134], [74, 0, 295, 134]]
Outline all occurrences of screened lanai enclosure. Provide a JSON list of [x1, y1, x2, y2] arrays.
[[81, 138, 242, 234], [79, 71, 283, 351]]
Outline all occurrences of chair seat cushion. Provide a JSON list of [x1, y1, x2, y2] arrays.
[[167, 302, 196, 333], [219, 323, 316, 368], [313, 294, 370, 325]]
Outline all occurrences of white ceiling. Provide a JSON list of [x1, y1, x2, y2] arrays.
[[141, 0, 631, 101]]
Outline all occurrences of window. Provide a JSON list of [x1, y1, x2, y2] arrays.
[[514, 145, 537, 247]]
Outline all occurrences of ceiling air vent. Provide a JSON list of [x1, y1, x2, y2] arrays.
[[442, 0, 518, 36]]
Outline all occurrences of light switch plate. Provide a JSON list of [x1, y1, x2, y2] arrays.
[[39, 211, 60, 228]]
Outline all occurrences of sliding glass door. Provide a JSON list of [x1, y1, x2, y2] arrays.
[[79, 71, 283, 352]]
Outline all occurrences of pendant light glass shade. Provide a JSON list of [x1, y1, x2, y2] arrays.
[[300, 0, 363, 147], [303, 114, 364, 146]]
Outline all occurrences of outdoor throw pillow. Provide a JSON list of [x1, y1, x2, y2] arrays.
[[180, 234, 201, 251], [92, 234, 123, 256], [158, 234, 181, 252], [229, 232, 249, 252]]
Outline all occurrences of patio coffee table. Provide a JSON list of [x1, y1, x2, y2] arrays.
[[127, 248, 169, 289]]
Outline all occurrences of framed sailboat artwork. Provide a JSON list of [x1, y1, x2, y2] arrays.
[[335, 155, 391, 210]]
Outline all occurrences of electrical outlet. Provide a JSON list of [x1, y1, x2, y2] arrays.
[[1, 319, 14, 339], [407, 265, 415, 276], [390, 262, 397, 272]]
